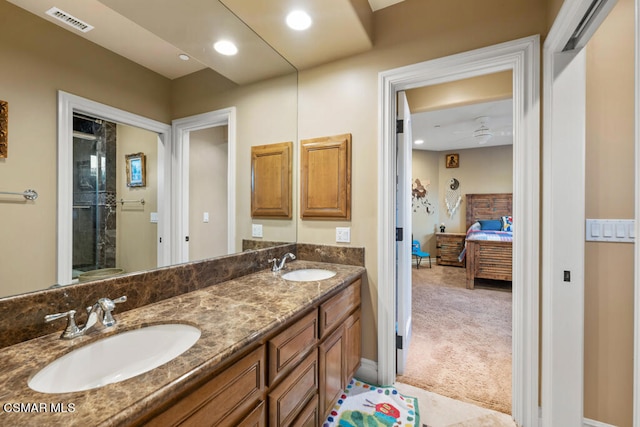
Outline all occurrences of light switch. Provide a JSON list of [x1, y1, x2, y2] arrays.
[[586, 219, 635, 243], [252, 224, 263, 238], [203, 212, 209, 223], [150, 212, 158, 223], [336, 227, 351, 243]]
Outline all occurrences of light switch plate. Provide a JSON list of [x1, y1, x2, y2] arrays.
[[203, 212, 209, 223], [150, 212, 158, 223], [586, 219, 634, 243], [252, 224, 263, 238], [336, 227, 351, 243]]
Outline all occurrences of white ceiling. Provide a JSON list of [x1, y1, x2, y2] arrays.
[[411, 98, 513, 152]]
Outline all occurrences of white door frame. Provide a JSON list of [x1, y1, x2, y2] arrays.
[[377, 35, 540, 426], [57, 91, 172, 284], [172, 108, 237, 263], [542, 0, 638, 425]]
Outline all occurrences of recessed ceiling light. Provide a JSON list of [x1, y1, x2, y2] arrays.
[[214, 40, 238, 56], [286, 10, 312, 31], [178, 54, 190, 61], [414, 139, 424, 145]]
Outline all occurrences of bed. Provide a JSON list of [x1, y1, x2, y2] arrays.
[[463, 193, 513, 289]]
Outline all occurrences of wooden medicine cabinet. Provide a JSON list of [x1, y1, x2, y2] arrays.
[[251, 141, 292, 218], [300, 133, 351, 220]]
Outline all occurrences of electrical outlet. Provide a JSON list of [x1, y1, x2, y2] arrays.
[[252, 224, 263, 238], [336, 227, 351, 243]]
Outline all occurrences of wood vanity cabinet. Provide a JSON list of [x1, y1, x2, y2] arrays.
[[143, 277, 361, 427], [146, 345, 266, 427], [318, 279, 362, 420]]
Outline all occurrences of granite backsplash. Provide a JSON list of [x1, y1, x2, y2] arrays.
[[0, 243, 364, 349]]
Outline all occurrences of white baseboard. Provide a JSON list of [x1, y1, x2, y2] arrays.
[[583, 418, 617, 427], [355, 358, 378, 385]]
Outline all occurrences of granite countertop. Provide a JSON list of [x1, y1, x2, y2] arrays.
[[0, 260, 365, 427]]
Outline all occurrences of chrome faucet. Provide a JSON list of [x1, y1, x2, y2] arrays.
[[45, 295, 127, 339], [269, 253, 296, 272]]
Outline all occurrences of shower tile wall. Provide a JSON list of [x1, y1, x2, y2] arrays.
[[72, 118, 117, 273]]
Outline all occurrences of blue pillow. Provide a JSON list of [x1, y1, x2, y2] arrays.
[[479, 219, 502, 231]]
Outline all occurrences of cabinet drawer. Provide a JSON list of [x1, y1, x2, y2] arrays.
[[148, 345, 265, 427], [268, 350, 318, 426], [236, 401, 266, 427], [292, 394, 319, 427], [268, 309, 318, 386], [319, 279, 361, 338]]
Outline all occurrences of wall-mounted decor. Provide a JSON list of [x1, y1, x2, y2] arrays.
[[411, 178, 435, 215], [445, 177, 462, 218], [0, 100, 7, 158], [125, 152, 146, 187], [300, 133, 351, 220], [251, 141, 292, 218], [445, 153, 459, 168]]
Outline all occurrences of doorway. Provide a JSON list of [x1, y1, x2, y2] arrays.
[[57, 91, 172, 286], [172, 108, 237, 263], [400, 91, 515, 414], [377, 36, 540, 427]]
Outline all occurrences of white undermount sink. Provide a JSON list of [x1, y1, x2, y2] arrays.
[[281, 269, 336, 282], [28, 323, 201, 394]]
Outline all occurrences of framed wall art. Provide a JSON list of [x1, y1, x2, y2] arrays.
[[125, 152, 146, 187], [445, 153, 459, 168]]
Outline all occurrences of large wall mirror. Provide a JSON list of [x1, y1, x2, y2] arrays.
[[0, 0, 297, 297]]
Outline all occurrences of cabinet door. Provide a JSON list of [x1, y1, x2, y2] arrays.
[[344, 309, 361, 382], [318, 324, 345, 420]]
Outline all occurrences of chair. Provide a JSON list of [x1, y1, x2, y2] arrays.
[[412, 240, 431, 269]]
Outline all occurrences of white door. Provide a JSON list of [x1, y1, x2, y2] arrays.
[[396, 91, 413, 374]]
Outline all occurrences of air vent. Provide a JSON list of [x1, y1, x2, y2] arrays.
[[45, 7, 94, 33]]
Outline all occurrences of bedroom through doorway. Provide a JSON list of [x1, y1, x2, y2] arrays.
[[396, 72, 515, 415]]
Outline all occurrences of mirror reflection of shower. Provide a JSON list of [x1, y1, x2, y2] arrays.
[[72, 113, 117, 279]]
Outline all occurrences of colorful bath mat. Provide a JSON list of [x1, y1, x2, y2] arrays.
[[323, 379, 420, 427]]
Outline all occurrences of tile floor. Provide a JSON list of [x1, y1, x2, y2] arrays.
[[394, 382, 518, 427]]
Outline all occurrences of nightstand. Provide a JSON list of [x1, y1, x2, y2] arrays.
[[436, 232, 466, 267]]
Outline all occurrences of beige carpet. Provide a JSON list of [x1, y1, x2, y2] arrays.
[[396, 264, 512, 414]]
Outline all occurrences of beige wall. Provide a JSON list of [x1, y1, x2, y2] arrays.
[[189, 126, 229, 261], [584, 0, 635, 423], [296, 0, 546, 362], [406, 70, 513, 114], [6, 0, 635, 422], [115, 125, 158, 273], [171, 70, 298, 249], [0, 1, 171, 296], [412, 146, 513, 255], [411, 150, 440, 255]]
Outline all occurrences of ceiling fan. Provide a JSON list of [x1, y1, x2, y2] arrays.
[[473, 116, 494, 144]]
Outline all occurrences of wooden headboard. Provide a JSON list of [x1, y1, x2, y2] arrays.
[[465, 193, 513, 230]]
